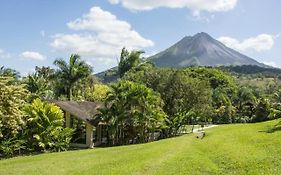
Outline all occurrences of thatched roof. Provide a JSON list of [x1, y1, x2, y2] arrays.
[[50, 100, 103, 126]]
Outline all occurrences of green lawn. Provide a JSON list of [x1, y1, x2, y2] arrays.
[[1, 120, 281, 175]]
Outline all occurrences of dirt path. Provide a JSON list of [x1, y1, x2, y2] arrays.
[[192, 125, 218, 133], [179, 125, 218, 134]]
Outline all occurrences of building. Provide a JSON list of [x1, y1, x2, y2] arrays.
[[51, 100, 105, 148]]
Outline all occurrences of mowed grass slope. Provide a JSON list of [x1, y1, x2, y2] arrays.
[[1, 120, 281, 175]]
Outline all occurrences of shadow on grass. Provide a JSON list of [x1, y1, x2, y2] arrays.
[[260, 121, 281, 133], [265, 126, 281, 133]]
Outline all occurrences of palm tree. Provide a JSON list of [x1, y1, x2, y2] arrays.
[[53, 54, 92, 100], [98, 80, 166, 145], [118, 48, 144, 78]]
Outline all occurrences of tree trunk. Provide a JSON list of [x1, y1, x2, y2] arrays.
[[68, 87, 73, 101]]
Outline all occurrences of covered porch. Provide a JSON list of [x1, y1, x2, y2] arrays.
[[51, 100, 107, 148]]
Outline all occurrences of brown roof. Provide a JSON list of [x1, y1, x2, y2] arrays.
[[50, 100, 103, 126]]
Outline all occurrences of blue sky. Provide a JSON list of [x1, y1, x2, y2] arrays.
[[0, 0, 280, 75]]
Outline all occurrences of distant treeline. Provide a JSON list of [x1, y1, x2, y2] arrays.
[[219, 65, 281, 77]]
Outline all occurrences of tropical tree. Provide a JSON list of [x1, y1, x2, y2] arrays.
[[98, 80, 167, 145], [53, 54, 92, 100], [272, 89, 281, 103], [233, 86, 257, 122], [252, 98, 271, 122], [161, 71, 213, 134], [183, 67, 237, 93], [0, 66, 20, 79], [125, 67, 214, 130], [118, 48, 144, 77], [25, 73, 54, 102], [268, 89, 281, 120], [212, 88, 236, 123], [34, 66, 55, 80]]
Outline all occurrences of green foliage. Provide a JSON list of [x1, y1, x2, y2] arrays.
[[99, 80, 167, 145], [118, 48, 144, 77], [25, 71, 54, 102], [184, 67, 236, 90], [269, 108, 281, 120], [124, 65, 281, 125], [0, 76, 28, 139], [252, 98, 271, 122], [220, 65, 281, 76], [54, 54, 92, 100], [125, 67, 215, 129], [123, 63, 170, 92], [163, 70, 212, 116], [232, 87, 256, 122], [0, 138, 26, 157], [0, 76, 28, 157], [273, 89, 281, 102], [24, 99, 73, 152], [34, 66, 55, 79], [65, 75, 100, 101], [1, 120, 281, 175], [236, 75, 281, 99], [0, 66, 20, 79], [85, 84, 111, 102]]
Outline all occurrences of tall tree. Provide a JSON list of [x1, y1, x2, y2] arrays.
[[118, 48, 144, 77], [34, 66, 55, 80], [53, 54, 92, 100], [99, 80, 166, 145], [25, 67, 55, 101], [0, 66, 20, 79]]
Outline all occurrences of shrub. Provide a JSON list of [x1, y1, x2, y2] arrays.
[[24, 99, 73, 152], [0, 76, 27, 140], [252, 98, 270, 122], [0, 76, 28, 157], [0, 138, 26, 157]]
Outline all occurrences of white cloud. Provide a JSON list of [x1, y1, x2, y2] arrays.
[[108, 0, 238, 14], [0, 49, 11, 59], [20, 51, 45, 61], [51, 6, 153, 65], [217, 34, 275, 52]]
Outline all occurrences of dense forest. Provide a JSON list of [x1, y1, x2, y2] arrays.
[[1, 48, 281, 157]]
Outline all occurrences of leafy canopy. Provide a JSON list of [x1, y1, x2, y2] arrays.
[[54, 54, 92, 100], [0, 76, 28, 139], [99, 80, 167, 145], [118, 48, 144, 77], [24, 99, 73, 152]]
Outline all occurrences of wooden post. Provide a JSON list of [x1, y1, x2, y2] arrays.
[[86, 123, 94, 148], [65, 112, 71, 128], [99, 125, 102, 143]]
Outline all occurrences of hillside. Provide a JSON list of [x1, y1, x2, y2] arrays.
[[1, 120, 281, 175], [219, 65, 281, 76], [149, 32, 265, 68]]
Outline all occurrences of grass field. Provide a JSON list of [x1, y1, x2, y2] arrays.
[[0, 120, 281, 175]]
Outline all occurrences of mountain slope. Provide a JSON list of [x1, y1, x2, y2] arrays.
[[149, 32, 265, 67]]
